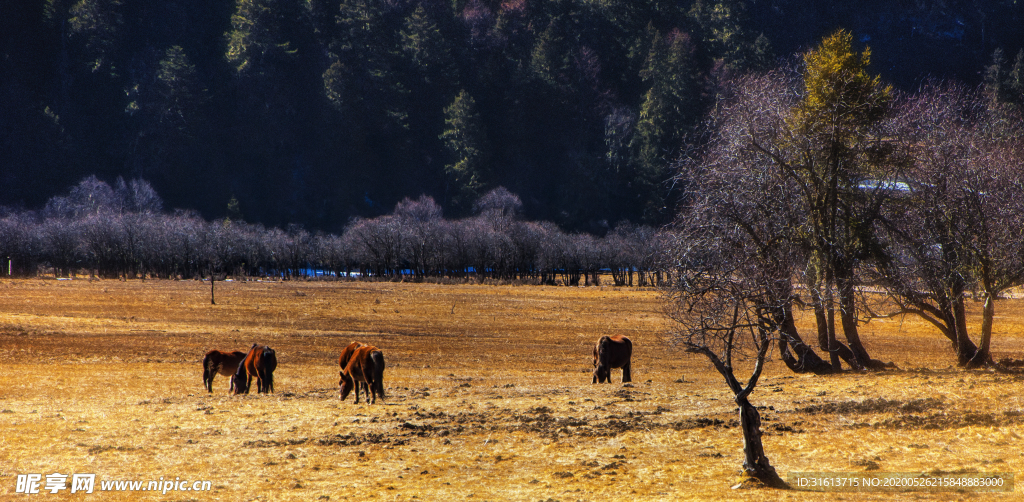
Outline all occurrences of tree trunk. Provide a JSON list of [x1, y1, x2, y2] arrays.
[[967, 293, 995, 368], [822, 272, 842, 371], [695, 341, 789, 490], [779, 334, 833, 375], [210, 275, 216, 305], [951, 295, 978, 365], [810, 286, 857, 369], [737, 395, 789, 488], [834, 262, 865, 367], [835, 263, 897, 370], [778, 302, 835, 374]]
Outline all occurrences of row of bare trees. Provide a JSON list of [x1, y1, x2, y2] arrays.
[[0, 182, 668, 286]]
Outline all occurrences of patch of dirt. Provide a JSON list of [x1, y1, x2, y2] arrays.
[[767, 423, 804, 434], [243, 438, 312, 448], [669, 417, 735, 430], [82, 445, 142, 454], [240, 406, 753, 450], [796, 397, 944, 415], [317, 433, 408, 446], [862, 411, 1024, 430]]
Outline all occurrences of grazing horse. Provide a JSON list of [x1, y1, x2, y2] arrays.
[[230, 356, 250, 394], [338, 342, 369, 397], [592, 335, 632, 384], [340, 345, 386, 404], [202, 350, 247, 393], [234, 344, 277, 394]]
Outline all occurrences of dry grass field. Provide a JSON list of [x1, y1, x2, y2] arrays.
[[0, 278, 1022, 501]]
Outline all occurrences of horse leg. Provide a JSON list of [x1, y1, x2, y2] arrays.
[[622, 362, 632, 383]]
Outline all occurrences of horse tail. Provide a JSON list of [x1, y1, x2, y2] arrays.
[[202, 353, 214, 392], [263, 347, 277, 393], [371, 350, 386, 399], [263, 347, 277, 369]]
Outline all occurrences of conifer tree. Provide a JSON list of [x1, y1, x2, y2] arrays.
[[440, 90, 490, 212], [788, 29, 894, 370], [401, 4, 455, 80], [631, 28, 701, 221]]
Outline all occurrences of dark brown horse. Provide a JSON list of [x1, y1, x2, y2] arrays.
[[340, 345, 386, 404], [202, 350, 247, 393], [338, 341, 369, 397], [233, 344, 277, 394], [230, 356, 250, 394], [593, 335, 632, 383]]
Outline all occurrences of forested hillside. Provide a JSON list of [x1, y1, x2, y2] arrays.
[[3, 0, 1023, 233]]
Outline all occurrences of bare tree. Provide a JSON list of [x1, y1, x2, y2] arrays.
[[44, 176, 118, 219], [873, 83, 1024, 367], [312, 232, 347, 278], [114, 177, 163, 214], [346, 216, 404, 279], [666, 224, 792, 489], [40, 218, 83, 278], [529, 221, 562, 285], [678, 70, 841, 374], [442, 218, 480, 279], [602, 224, 633, 286], [0, 214, 40, 277], [157, 210, 211, 279], [394, 195, 444, 279], [283, 224, 314, 279], [472, 186, 523, 220]]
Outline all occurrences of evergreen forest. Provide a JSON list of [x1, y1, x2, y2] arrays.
[[4, 0, 1024, 233]]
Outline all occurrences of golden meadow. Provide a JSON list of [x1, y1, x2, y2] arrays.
[[1, 278, 1022, 500]]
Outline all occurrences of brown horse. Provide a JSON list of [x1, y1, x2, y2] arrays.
[[593, 335, 632, 383], [338, 341, 369, 396], [233, 344, 277, 394], [231, 355, 250, 394], [202, 350, 247, 393], [340, 345, 386, 404]]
